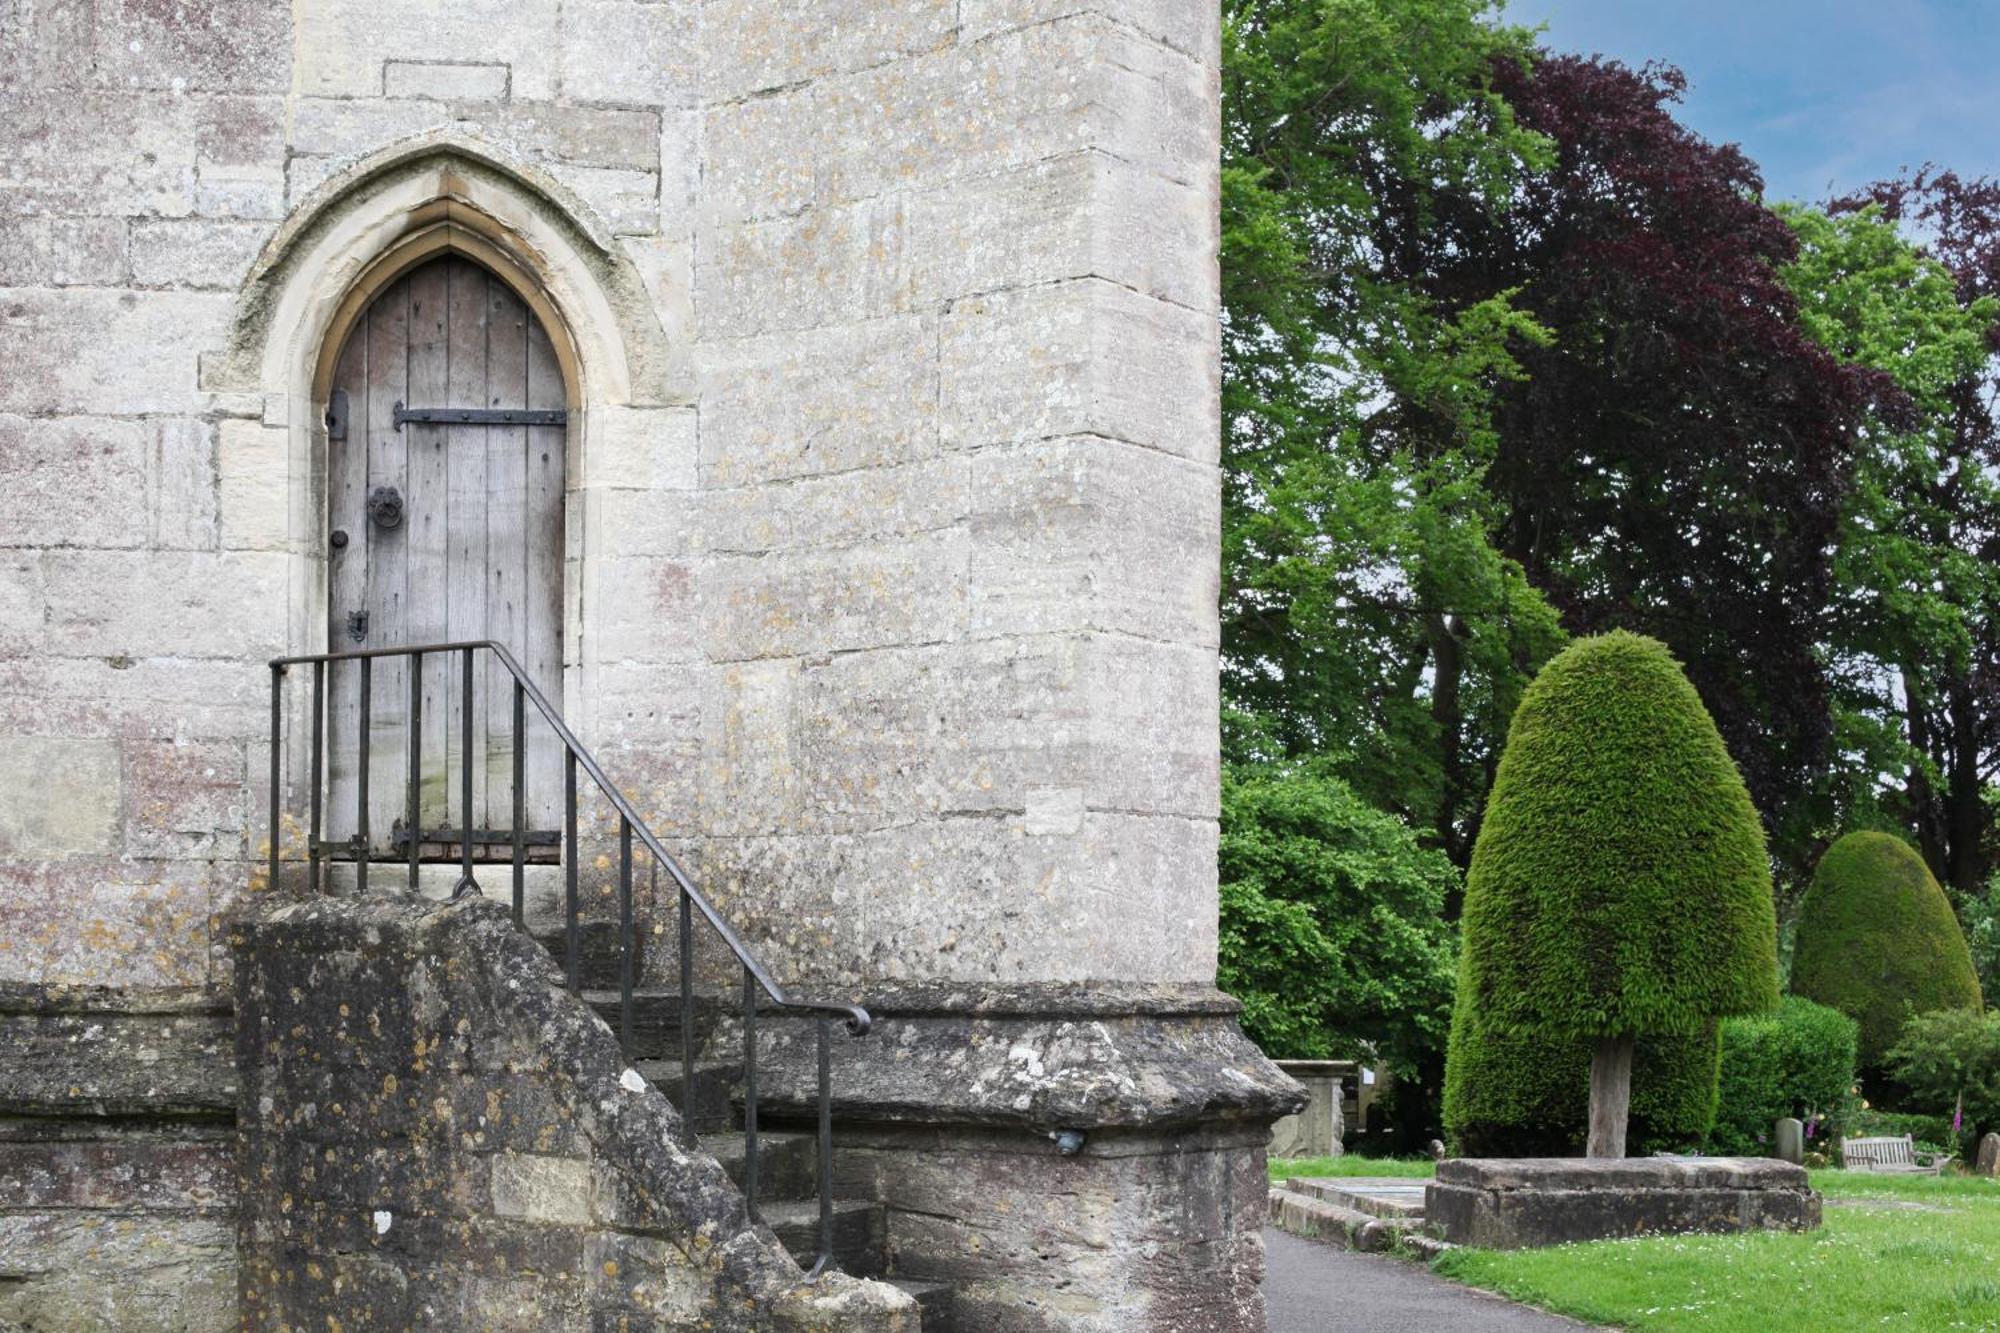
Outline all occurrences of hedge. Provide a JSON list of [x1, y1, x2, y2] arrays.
[[1443, 990, 1720, 1155], [1710, 997, 1858, 1156], [1792, 831, 1981, 1069]]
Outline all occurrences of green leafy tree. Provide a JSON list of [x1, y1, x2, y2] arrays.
[[1221, 0, 1564, 864], [1792, 831, 1982, 1071], [1447, 632, 1779, 1156], [1218, 761, 1458, 1075], [1784, 196, 2000, 898], [1885, 1007, 2000, 1148]]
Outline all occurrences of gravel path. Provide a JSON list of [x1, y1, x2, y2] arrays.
[[1263, 1228, 1601, 1331]]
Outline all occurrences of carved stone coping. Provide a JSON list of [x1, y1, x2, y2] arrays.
[[746, 983, 1306, 1135]]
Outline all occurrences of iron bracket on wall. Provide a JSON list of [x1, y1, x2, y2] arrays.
[[393, 401, 568, 431]]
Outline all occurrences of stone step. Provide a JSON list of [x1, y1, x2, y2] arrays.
[[1284, 1176, 1429, 1220], [886, 1277, 956, 1332], [761, 1198, 885, 1278], [1267, 1186, 1422, 1255], [632, 1058, 739, 1134], [581, 988, 728, 1061], [697, 1130, 818, 1203]]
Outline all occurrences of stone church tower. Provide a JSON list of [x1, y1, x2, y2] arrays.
[[0, 2, 1298, 1328]]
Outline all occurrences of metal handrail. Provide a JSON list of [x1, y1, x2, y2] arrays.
[[267, 639, 868, 1278]]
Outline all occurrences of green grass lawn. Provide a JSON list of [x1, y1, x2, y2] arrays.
[[1269, 1154, 1440, 1181], [1433, 1170, 2000, 1331]]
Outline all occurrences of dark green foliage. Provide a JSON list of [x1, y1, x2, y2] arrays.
[[1456, 632, 1780, 1041], [1885, 1008, 2000, 1145], [1218, 762, 1458, 1073], [1711, 998, 1859, 1156], [1443, 994, 1719, 1155], [1792, 832, 1982, 1068], [1849, 1108, 1955, 1149]]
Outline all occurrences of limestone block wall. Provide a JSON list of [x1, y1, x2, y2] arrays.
[[681, 2, 1223, 989], [0, 0, 1224, 999]]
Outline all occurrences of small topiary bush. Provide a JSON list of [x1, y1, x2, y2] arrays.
[[1445, 976, 1721, 1156], [1792, 831, 1981, 1070], [1710, 996, 1858, 1155], [1444, 631, 1776, 1155]]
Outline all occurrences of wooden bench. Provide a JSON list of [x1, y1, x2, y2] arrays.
[[1840, 1134, 1952, 1175]]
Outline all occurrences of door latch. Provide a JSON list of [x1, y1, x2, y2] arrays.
[[368, 485, 404, 531]]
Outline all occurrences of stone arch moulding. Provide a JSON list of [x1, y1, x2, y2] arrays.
[[220, 133, 681, 771], [219, 131, 674, 411]]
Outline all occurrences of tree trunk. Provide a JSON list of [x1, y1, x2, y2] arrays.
[[1587, 1035, 1635, 1159], [1904, 670, 1949, 882], [1425, 613, 1468, 865], [1945, 680, 1985, 897]]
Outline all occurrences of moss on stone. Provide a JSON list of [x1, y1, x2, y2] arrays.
[[1791, 831, 1981, 1069]]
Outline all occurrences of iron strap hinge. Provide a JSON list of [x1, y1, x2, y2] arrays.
[[392, 400, 568, 430]]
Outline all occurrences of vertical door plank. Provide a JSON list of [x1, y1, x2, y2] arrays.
[[325, 321, 369, 845], [445, 258, 491, 837], [362, 274, 410, 853], [484, 273, 530, 829], [525, 311, 566, 835], [406, 260, 452, 835]]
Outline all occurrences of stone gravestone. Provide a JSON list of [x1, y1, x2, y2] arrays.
[[1270, 1061, 1347, 1158], [1773, 1117, 1805, 1165], [1975, 1132, 2000, 1177]]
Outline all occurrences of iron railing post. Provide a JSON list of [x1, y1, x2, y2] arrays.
[[308, 661, 323, 895], [679, 888, 695, 1148], [455, 647, 477, 898], [356, 656, 371, 895], [743, 965, 760, 1223], [815, 1014, 833, 1278], [268, 664, 283, 893], [564, 750, 579, 995], [618, 817, 634, 1061], [512, 680, 526, 927], [408, 650, 422, 892]]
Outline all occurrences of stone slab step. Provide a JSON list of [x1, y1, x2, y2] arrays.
[[632, 1058, 738, 1133], [887, 1278, 956, 1333], [1285, 1176, 1429, 1220], [762, 1198, 885, 1278], [697, 1130, 818, 1203], [1268, 1186, 1420, 1255], [582, 988, 728, 1060]]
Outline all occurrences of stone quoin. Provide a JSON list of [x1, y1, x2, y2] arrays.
[[0, 2, 1301, 1330]]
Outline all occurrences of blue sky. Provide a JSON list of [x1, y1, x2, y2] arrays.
[[1498, 1, 2000, 203]]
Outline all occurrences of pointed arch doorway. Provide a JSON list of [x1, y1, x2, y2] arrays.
[[322, 252, 567, 861]]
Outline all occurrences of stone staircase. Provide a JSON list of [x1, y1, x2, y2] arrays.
[[586, 989, 957, 1331], [1266, 1175, 1454, 1259]]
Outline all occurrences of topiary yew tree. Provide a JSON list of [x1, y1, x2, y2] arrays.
[[1443, 995, 1721, 1156], [1449, 631, 1778, 1157], [1792, 831, 1982, 1071]]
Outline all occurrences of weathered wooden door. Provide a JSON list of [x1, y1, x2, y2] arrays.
[[325, 254, 565, 859]]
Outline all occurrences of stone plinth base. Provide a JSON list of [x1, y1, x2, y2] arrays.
[[753, 984, 1306, 1332], [1427, 1157, 1820, 1249]]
